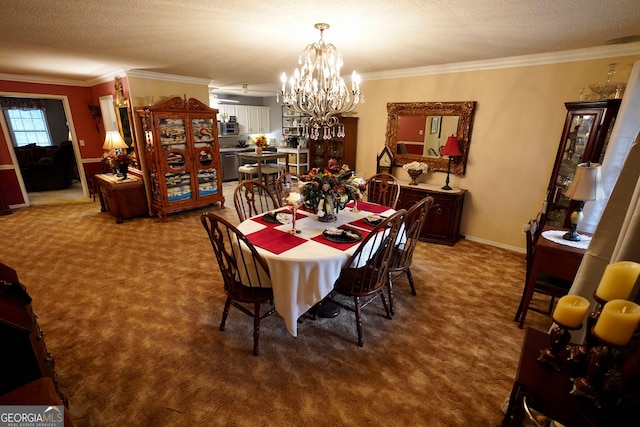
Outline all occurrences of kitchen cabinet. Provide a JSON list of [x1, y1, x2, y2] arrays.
[[543, 99, 621, 228], [137, 96, 224, 221], [236, 105, 270, 134], [396, 182, 466, 245], [308, 116, 358, 169]]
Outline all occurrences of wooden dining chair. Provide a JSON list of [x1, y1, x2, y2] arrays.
[[387, 196, 434, 315], [233, 180, 279, 222], [327, 209, 407, 346], [365, 172, 400, 209], [274, 172, 300, 207], [201, 212, 276, 356], [514, 218, 573, 328]]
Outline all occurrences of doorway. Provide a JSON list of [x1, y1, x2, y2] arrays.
[[0, 93, 87, 206]]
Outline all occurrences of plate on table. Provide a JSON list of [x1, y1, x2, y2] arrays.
[[262, 211, 291, 224], [322, 228, 362, 243], [363, 215, 384, 226]]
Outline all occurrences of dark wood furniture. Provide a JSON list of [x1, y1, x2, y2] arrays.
[[308, 116, 358, 169], [503, 327, 638, 427], [0, 263, 69, 407], [366, 172, 401, 210], [201, 212, 276, 356], [96, 173, 148, 224], [517, 226, 590, 328], [0, 378, 77, 426], [395, 182, 466, 245], [515, 219, 573, 327], [543, 100, 621, 229], [137, 97, 224, 221], [233, 180, 279, 223]]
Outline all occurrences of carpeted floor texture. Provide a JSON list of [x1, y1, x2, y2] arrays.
[[0, 186, 553, 426]]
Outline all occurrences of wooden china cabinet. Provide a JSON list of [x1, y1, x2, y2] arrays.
[[308, 116, 358, 169], [137, 97, 224, 221], [543, 99, 621, 228]]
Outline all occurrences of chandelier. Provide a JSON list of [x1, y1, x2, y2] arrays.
[[278, 23, 363, 140]]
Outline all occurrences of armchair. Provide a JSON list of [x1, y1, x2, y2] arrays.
[[22, 141, 77, 192]]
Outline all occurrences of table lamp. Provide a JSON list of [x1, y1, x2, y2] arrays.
[[440, 135, 461, 190], [563, 162, 604, 241], [103, 131, 127, 151]]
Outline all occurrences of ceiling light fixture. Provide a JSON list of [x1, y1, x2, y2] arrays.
[[278, 23, 363, 140], [242, 84, 248, 94]]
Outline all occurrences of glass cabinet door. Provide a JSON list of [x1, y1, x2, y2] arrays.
[[158, 117, 192, 202], [546, 111, 601, 227], [192, 118, 219, 197]]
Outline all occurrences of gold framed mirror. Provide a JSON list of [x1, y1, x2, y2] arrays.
[[113, 77, 138, 169], [385, 101, 476, 175]]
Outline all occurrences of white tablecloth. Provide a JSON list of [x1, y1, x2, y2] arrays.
[[541, 229, 592, 250], [237, 204, 394, 336]]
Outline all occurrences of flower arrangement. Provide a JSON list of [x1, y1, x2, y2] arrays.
[[402, 161, 429, 173], [252, 135, 268, 148], [105, 150, 132, 169], [300, 158, 365, 216]]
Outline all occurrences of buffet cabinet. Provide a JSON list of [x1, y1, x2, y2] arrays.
[[543, 99, 621, 228], [308, 116, 358, 169], [137, 97, 224, 221], [0, 263, 68, 406], [396, 183, 467, 245]]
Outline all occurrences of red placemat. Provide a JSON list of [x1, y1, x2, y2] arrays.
[[348, 218, 378, 231], [311, 225, 371, 250], [247, 227, 306, 254], [346, 201, 389, 214]]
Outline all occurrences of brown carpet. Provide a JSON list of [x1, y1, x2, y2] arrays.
[[0, 187, 553, 426]]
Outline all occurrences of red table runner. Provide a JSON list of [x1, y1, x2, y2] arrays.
[[246, 227, 306, 254]]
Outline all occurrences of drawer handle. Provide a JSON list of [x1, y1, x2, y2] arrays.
[[436, 207, 444, 216]]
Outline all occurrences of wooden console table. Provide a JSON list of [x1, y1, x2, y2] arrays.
[[96, 173, 148, 223], [503, 328, 638, 427], [396, 182, 466, 245]]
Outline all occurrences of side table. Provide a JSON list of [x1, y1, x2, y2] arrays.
[[502, 328, 637, 427], [95, 173, 148, 223]]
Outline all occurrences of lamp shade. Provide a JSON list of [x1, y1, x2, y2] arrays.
[[103, 131, 127, 150], [564, 162, 604, 201], [440, 135, 461, 157]]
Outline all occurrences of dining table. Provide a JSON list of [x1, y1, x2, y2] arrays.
[[237, 151, 289, 183], [236, 200, 395, 336]]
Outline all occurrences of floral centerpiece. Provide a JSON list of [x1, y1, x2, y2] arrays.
[[402, 161, 429, 185], [252, 135, 268, 154], [105, 151, 133, 179], [300, 158, 366, 222]]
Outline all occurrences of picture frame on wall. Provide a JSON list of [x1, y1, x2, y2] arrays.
[[430, 116, 440, 134]]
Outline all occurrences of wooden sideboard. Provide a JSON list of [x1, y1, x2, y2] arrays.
[[396, 182, 466, 245], [96, 173, 148, 223], [0, 263, 69, 407]]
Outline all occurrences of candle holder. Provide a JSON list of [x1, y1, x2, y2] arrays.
[[568, 294, 605, 365], [538, 322, 581, 371], [570, 335, 622, 409]]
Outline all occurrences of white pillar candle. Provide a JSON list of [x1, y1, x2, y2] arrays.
[[593, 299, 640, 346], [595, 261, 640, 302], [552, 295, 590, 328]]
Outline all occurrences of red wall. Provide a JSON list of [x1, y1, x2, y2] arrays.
[[0, 77, 128, 205]]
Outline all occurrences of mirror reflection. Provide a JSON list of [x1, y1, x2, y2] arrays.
[[385, 101, 476, 175]]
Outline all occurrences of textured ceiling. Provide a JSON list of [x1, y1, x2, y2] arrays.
[[1, 0, 639, 95]]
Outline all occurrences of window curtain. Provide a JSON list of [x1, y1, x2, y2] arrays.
[[0, 97, 46, 110], [568, 60, 640, 343]]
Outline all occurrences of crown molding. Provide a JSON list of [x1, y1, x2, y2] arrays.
[[125, 69, 212, 85], [0, 73, 90, 87], [362, 42, 640, 81]]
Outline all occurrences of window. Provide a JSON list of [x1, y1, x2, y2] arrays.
[[5, 108, 52, 147]]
